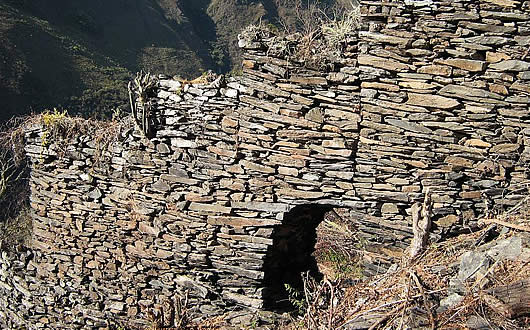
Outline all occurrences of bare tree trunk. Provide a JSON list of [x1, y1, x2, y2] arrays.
[[410, 189, 432, 259]]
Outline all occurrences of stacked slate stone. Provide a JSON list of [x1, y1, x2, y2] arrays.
[[2, 1, 530, 328], [11, 80, 247, 328], [0, 249, 36, 328], [235, 29, 377, 225], [1, 28, 367, 329], [359, 0, 530, 235]]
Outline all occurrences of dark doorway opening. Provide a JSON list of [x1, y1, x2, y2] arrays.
[[262, 204, 333, 310]]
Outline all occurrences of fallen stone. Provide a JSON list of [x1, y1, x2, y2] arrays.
[[485, 236, 522, 261], [458, 251, 490, 282], [437, 293, 464, 313], [466, 315, 495, 330]]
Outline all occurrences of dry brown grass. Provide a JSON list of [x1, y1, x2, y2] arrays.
[[0, 110, 130, 166], [307, 217, 529, 329], [0, 206, 32, 251], [241, 2, 360, 69]]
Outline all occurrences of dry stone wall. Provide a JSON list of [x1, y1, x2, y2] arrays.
[[1, 0, 530, 328], [359, 0, 530, 235]]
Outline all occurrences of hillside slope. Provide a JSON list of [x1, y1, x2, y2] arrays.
[[0, 0, 213, 120], [0, 0, 353, 120]]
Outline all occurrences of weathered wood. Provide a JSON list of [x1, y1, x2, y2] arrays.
[[410, 189, 432, 259], [482, 218, 530, 232], [483, 279, 530, 318]]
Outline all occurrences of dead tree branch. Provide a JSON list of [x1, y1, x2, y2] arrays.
[[410, 189, 432, 259]]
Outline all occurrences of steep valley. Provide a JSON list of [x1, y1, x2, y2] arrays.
[[0, 0, 349, 120]]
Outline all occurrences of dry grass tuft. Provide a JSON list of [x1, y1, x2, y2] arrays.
[[0, 110, 131, 166], [240, 2, 360, 69]]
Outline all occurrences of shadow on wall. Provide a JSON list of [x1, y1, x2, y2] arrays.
[[262, 204, 334, 310]]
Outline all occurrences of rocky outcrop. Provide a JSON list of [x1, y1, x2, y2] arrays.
[[1, 0, 530, 328]]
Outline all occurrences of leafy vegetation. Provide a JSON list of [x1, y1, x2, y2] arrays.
[[285, 283, 307, 315], [317, 249, 362, 279], [40, 108, 68, 147]]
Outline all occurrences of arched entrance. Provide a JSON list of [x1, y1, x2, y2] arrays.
[[262, 204, 337, 310]]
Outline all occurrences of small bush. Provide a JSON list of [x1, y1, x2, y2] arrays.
[[285, 283, 307, 315], [322, 6, 360, 49], [41, 108, 68, 147]]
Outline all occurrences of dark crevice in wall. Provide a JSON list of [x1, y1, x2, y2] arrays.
[[262, 204, 333, 310]]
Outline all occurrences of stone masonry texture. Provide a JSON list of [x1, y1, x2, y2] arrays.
[[1, 0, 530, 328]]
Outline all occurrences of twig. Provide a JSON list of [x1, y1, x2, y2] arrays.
[[505, 196, 529, 215], [439, 304, 467, 327], [410, 270, 435, 330], [302, 272, 315, 328], [327, 279, 335, 329], [312, 279, 326, 329], [339, 289, 445, 329], [368, 273, 393, 287], [398, 275, 412, 330], [482, 218, 530, 232], [471, 258, 501, 290], [368, 303, 405, 330]]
